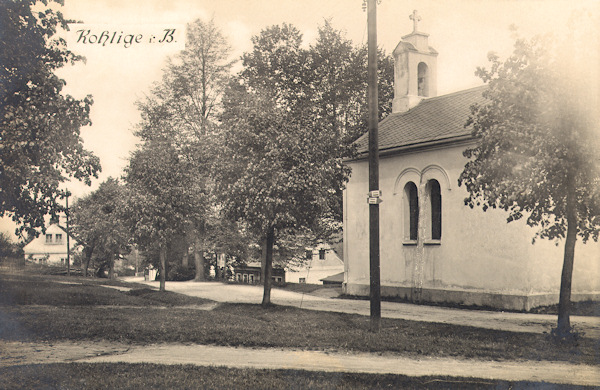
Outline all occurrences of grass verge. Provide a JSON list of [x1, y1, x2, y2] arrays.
[[1, 271, 598, 365], [0, 363, 592, 390]]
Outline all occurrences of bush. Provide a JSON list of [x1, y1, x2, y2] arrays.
[[167, 265, 195, 281]]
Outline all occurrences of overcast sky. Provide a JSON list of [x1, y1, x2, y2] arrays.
[[2, 0, 598, 237]]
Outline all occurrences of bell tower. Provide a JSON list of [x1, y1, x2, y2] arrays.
[[392, 10, 438, 113]]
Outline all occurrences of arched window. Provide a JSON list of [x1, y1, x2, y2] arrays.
[[404, 182, 419, 241], [428, 179, 442, 240], [417, 62, 429, 97]]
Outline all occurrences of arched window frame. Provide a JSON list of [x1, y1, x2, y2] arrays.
[[426, 179, 442, 241], [403, 181, 419, 243]]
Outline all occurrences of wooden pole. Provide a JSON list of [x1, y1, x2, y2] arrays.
[[66, 194, 71, 277], [367, 0, 381, 332]]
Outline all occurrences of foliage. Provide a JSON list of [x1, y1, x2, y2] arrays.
[[0, 232, 23, 259], [125, 18, 233, 286], [70, 178, 130, 277], [308, 20, 394, 144], [459, 34, 600, 243], [459, 17, 600, 337], [0, 0, 100, 237], [167, 264, 196, 281]]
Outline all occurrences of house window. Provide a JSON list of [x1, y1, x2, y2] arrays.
[[236, 273, 242, 282], [46, 234, 52, 243], [428, 180, 442, 240], [299, 277, 306, 284], [243, 274, 248, 283], [249, 274, 255, 283], [55, 234, 63, 243], [319, 249, 326, 260], [306, 250, 312, 260], [404, 182, 419, 241]]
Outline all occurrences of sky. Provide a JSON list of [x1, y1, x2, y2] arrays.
[[2, 0, 598, 238]]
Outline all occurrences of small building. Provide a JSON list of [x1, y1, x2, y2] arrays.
[[286, 243, 344, 284], [343, 12, 600, 310], [232, 262, 285, 284], [23, 223, 77, 265]]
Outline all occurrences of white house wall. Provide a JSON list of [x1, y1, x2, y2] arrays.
[[343, 142, 600, 309]]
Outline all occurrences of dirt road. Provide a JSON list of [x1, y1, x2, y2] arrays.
[[2, 341, 598, 386]]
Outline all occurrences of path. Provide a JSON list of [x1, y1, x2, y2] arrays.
[[124, 278, 600, 339], [1, 341, 598, 386]]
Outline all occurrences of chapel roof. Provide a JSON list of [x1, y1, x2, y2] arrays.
[[354, 85, 487, 156]]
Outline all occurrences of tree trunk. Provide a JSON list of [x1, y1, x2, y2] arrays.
[[556, 177, 578, 338], [261, 226, 275, 307], [159, 245, 167, 292], [108, 255, 115, 280], [182, 229, 189, 268], [194, 234, 205, 281], [84, 247, 93, 278], [182, 250, 189, 268]]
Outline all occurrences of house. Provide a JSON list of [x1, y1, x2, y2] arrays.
[[342, 13, 600, 311], [286, 243, 344, 284], [232, 262, 285, 285], [23, 222, 77, 265]]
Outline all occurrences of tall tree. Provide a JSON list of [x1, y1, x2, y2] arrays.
[[459, 23, 600, 338], [0, 0, 100, 237], [130, 18, 232, 281], [160, 17, 234, 135], [307, 20, 394, 144], [217, 78, 348, 306], [306, 21, 394, 219], [124, 134, 208, 291], [70, 178, 130, 278]]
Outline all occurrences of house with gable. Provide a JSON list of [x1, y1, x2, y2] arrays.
[[286, 242, 344, 284], [342, 12, 600, 310], [23, 222, 77, 265]]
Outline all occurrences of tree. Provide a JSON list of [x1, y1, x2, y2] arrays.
[[0, 0, 100, 237], [160, 17, 234, 135], [459, 22, 600, 338], [217, 78, 348, 306], [129, 18, 232, 282], [306, 21, 394, 219], [307, 20, 394, 144], [70, 178, 130, 278], [124, 133, 209, 291], [0, 232, 24, 261]]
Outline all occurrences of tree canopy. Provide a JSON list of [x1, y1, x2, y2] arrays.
[[0, 0, 100, 237], [459, 20, 600, 337], [70, 178, 130, 278]]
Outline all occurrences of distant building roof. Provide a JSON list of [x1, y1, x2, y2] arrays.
[[354, 86, 487, 157], [320, 271, 344, 284]]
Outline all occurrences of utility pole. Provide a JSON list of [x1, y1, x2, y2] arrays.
[[366, 0, 381, 332], [65, 192, 71, 277]]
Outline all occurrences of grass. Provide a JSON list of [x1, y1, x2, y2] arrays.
[[0, 363, 591, 390], [0, 273, 210, 307], [1, 271, 597, 365]]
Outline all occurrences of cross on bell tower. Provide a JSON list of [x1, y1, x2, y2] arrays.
[[409, 10, 421, 32], [391, 10, 438, 113]]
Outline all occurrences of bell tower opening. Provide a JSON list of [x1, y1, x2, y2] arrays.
[[392, 10, 438, 113], [417, 62, 429, 97]]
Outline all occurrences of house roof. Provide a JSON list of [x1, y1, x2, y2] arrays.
[[23, 223, 76, 255], [320, 271, 344, 283], [354, 86, 487, 156]]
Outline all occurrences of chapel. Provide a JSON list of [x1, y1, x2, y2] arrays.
[[342, 11, 600, 310]]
